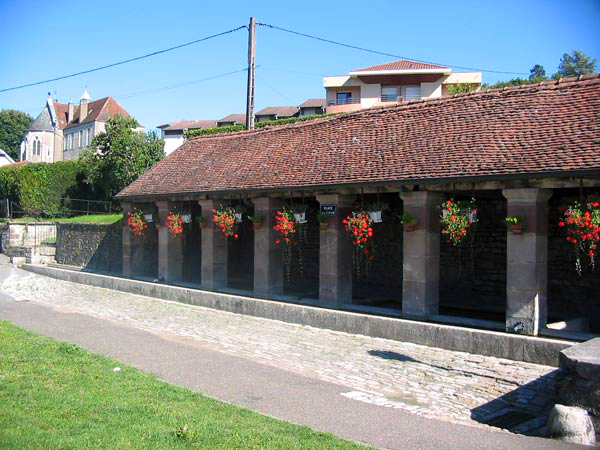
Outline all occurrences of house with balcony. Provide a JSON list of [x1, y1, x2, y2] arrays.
[[324, 60, 481, 114]]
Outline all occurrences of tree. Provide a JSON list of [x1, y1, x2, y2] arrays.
[[554, 50, 597, 79], [529, 64, 547, 81], [81, 115, 164, 200], [0, 110, 33, 160]]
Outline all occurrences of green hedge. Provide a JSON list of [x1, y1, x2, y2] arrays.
[[255, 113, 329, 128], [184, 114, 333, 140], [184, 125, 245, 139], [0, 161, 85, 217]]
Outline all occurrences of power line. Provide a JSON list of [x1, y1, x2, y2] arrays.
[[117, 68, 249, 100], [0, 26, 247, 93], [257, 22, 528, 76], [255, 73, 298, 105]]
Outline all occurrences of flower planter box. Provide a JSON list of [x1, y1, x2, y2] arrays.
[[198, 222, 208, 230], [510, 224, 524, 235], [403, 222, 416, 232], [368, 210, 382, 223], [252, 222, 263, 231], [293, 212, 307, 224]]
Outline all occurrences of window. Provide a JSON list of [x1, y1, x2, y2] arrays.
[[79, 130, 83, 148], [381, 86, 400, 102], [33, 138, 41, 156], [336, 91, 352, 105], [404, 86, 421, 101]]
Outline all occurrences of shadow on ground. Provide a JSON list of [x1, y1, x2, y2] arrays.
[[368, 349, 560, 437]]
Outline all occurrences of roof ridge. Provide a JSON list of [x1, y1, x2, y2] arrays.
[[188, 75, 600, 143]]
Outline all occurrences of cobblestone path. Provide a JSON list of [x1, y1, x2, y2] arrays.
[[0, 271, 557, 431]]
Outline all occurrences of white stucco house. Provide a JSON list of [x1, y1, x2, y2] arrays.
[[157, 120, 216, 155], [323, 60, 482, 113]]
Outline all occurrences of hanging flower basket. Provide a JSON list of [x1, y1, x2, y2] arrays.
[[212, 206, 239, 239], [440, 198, 478, 246], [127, 208, 148, 236], [274, 207, 299, 281], [558, 200, 600, 275], [343, 211, 374, 277], [166, 213, 184, 237]]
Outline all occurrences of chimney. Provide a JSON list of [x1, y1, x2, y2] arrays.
[[68, 102, 74, 123], [79, 89, 91, 122]]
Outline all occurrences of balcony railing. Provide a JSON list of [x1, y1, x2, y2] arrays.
[[327, 97, 361, 106], [380, 94, 422, 103]]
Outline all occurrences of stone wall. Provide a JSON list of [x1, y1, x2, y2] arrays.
[[56, 222, 122, 273]]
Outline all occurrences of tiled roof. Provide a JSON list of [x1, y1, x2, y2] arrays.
[[53, 102, 70, 129], [299, 99, 326, 108], [117, 76, 600, 199], [255, 106, 299, 117], [217, 114, 246, 125], [352, 60, 450, 72], [157, 120, 216, 131], [64, 97, 130, 129]]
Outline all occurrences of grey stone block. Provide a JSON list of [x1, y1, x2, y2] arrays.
[[547, 404, 596, 445], [559, 338, 600, 382]]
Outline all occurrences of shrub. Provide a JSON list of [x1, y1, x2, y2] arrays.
[[184, 125, 245, 139], [0, 161, 85, 217]]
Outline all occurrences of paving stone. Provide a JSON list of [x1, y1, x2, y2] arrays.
[[0, 271, 557, 430]]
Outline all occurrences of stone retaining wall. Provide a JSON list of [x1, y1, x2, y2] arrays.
[[55, 222, 122, 273]]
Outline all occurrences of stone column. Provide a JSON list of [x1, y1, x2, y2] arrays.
[[122, 202, 133, 278], [198, 199, 228, 290], [252, 197, 283, 298], [316, 194, 354, 306], [502, 188, 552, 336], [156, 201, 183, 283], [399, 191, 444, 319]]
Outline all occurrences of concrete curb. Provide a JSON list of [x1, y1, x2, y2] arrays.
[[22, 264, 572, 367]]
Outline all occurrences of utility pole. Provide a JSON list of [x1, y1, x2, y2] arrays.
[[245, 17, 256, 130]]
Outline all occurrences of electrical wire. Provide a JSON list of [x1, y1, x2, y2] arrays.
[[0, 26, 247, 93], [255, 74, 298, 105], [117, 67, 249, 100], [257, 22, 528, 76]]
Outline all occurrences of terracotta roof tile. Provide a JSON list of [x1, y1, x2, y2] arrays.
[[299, 99, 326, 108], [158, 120, 216, 131], [64, 97, 130, 129], [255, 106, 299, 117], [116, 76, 600, 199], [352, 60, 450, 72], [217, 114, 246, 125]]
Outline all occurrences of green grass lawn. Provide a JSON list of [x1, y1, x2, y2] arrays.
[[0, 321, 367, 449], [5, 214, 123, 224]]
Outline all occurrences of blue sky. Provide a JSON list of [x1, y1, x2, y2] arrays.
[[1, 0, 599, 131]]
